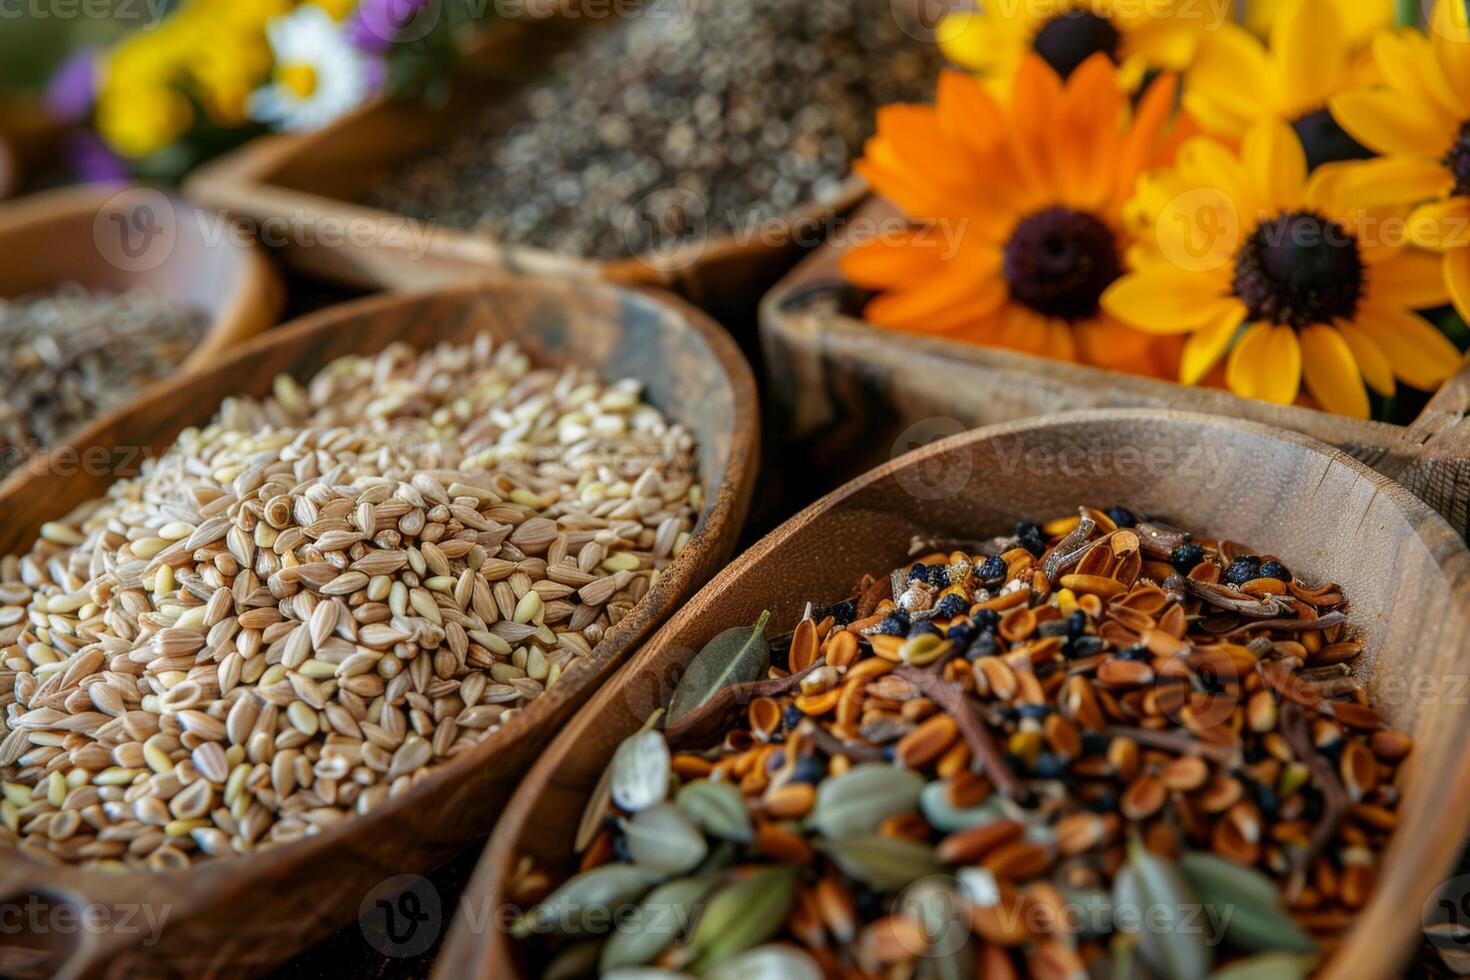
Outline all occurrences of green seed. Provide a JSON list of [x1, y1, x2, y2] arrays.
[[815, 835, 943, 892], [686, 865, 797, 973], [675, 779, 752, 844], [805, 764, 923, 840], [621, 803, 707, 877]]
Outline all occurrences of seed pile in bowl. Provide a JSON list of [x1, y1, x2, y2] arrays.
[[0, 334, 701, 870], [513, 507, 1408, 977], [364, 0, 940, 258], [0, 284, 209, 478]]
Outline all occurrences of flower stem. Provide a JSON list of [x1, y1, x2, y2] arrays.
[[1395, 0, 1422, 28]]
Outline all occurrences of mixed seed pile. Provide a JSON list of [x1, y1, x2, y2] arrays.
[[0, 334, 701, 870], [513, 507, 1409, 978], [365, 0, 940, 258], [0, 285, 209, 478]]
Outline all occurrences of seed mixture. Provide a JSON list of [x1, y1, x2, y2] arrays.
[[0, 285, 209, 478], [364, 0, 940, 258], [513, 507, 1409, 978], [0, 334, 701, 870]]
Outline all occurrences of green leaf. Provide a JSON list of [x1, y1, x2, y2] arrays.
[[686, 866, 797, 973], [600, 876, 714, 972], [666, 611, 771, 726], [1180, 853, 1317, 956], [677, 779, 753, 843], [805, 764, 924, 840], [621, 803, 708, 877], [1116, 843, 1212, 980], [815, 835, 943, 892], [515, 863, 656, 938]]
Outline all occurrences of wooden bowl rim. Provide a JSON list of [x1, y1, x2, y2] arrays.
[[0, 181, 283, 369], [0, 279, 759, 902], [459, 407, 1470, 980]]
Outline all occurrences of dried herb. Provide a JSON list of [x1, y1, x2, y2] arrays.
[[610, 727, 672, 814], [676, 780, 753, 844], [1180, 853, 1317, 955], [805, 764, 924, 840], [1118, 843, 1212, 980], [685, 866, 798, 972], [599, 876, 714, 971], [815, 835, 944, 892], [666, 611, 771, 726]]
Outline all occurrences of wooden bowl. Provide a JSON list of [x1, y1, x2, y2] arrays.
[[0, 183, 283, 367], [759, 198, 1470, 536], [0, 280, 759, 978], [0, 96, 63, 201], [181, 17, 871, 327], [438, 409, 1470, 980]]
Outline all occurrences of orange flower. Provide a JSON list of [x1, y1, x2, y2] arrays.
[[842, 55, 1191, 377]]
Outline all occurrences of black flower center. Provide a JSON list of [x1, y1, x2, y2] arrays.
[[1291, 109, 1373, 172], [1233, 210, 1364, 328], [1033, 10, 1121, 80], [1004, 207, 1123, 321], [1447, 120, 1470, 196]]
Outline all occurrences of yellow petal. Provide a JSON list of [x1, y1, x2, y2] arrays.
[[1183, 24, 1274, 138], [1227, 323, 1302, 404], [1299, 324, 1369, 419], [1447, 244, 1470, 325], [1330, 90, 1456, 158], [1363, 249, 1452, 310], [1356, 307, 1465, 389], [1329, 156, 1454, 211], [1337, 322, 1397, 396], [1242, 121, 1307, 213], [1432, 0, 1470, 107], [1181, 304, 1248, 385], [937, 11, 1029, 73], [1373, 29, 1465, 121], [1272, 0, 1349, 114], [1101, 272, 1243, 334], [1409, 198, 1470, 251]]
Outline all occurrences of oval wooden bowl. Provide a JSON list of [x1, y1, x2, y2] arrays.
[[0, 280, 759, 978], [0, 183, 283, 368], [759, 197, 1470, 537], [438, 409, 1470, 980]]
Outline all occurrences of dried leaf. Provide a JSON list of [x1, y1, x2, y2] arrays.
[[687, 866, 798, 972], [676, 779, 753, 843], [1180, 853, 1317, 956], [805, 764, 924, 840], [621, 803, 708, 877], [514, 863, 656, 938], [1115, 843, 1212, 980], [815, 835, 943, 892], [600, 875, 714, 972], [705, 944, 824, 980], [667, 611, 772, 726]]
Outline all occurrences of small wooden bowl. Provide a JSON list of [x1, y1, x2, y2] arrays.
[[439, 410, 1470, 980], [182, 18, 869, 327], [0, 280, 759, 978], [760, 198, 1470, 535], [0, 183, 283, 368]]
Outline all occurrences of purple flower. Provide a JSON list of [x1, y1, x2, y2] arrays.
[[348, 0, 432, 53], [46, 48, 98, 123], [63, 130, 130, 183]]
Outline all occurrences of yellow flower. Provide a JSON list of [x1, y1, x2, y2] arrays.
[[939, 0, 1230, 93], [95, 84, 193, 158], [313, 0, 358, 20], [1103, 120, 1461, 418], [1329, 0, 1470, 326], [1185, 0, 1378, 169], [842, 56, 1192, 377], [1244, 0, 1393, 52]]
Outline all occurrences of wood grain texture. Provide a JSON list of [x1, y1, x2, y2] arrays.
[[182, 18, 865, 322], [0, 280, 759, 979], [759, 198, 1470, 535], [0, 183, 283, 369], [439, 410, 1470, 980]]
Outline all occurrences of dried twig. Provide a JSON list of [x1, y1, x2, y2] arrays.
[[1169, 574, 1293, 617], [1222, 611, 1347, 638], [1279, 700, 1349, 903], [895, 665, 1026, 800], [1103, 727, 1239, 764], [1043, 509, 1098, 583]]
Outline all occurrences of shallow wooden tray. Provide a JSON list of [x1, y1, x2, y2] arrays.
[[0, 280, 759, 978], [182, 17, 866, 324], [437, 409, 1470, 980], [0, 183, 283, 368], [760, 198, 1470, 537]]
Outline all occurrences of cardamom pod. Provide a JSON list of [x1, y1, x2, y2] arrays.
[[1114, 843, 1212, 980], [621, 803, 708, 876], [805, 764, 923, 840], [580, 709, 664, 850], [599, 875, 714, 972], [686, 865, 798, 973], [919, 779, 1003, 833], [666, 611, 771, 725], [1179, 853, 1317, 956], [816, 835, 943, 892], [514, 863, 655, 938], [705, 944, 824, 980], [611, 728, 672, 814], [676, 779, 753, 843]]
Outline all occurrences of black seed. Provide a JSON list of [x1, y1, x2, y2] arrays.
[[927, 565, 950, 589], [828, 599, 857, 626], [966, 632, 999, 660], [1066, 635, 1103, 659], [1105, 506, 1136, 528], [907, 621, 941, 639], [1169, 542, 1205, 574], [946, 622, 976, 645], [978, 555, 1008, 581], [1118, 645, 1151, 662], [1018, 704, 1053, 720], [907, 562, 928, 582], [1015, 522, 1046, 557], [791, 755, 826, 785], [782, 704, 803, 729], [874, 612, 910, 636], [1033, 752, 1067, 778], [935, 593, 967, 619], [1223, 556, 1262, 586], [1258, 560, 1291, 583], [1066, 610, 1088, 638], [973, 609, 1000, 629]]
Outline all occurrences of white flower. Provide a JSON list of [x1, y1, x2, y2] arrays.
[[249, 6, 373, 133]]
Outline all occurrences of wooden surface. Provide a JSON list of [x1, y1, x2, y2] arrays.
[[759, 197, 1470, 537], [0, 183, 283, 367], [0, 280, 759, 979], [438, 410, 1470, 980], [182, 17, 866, 329]]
